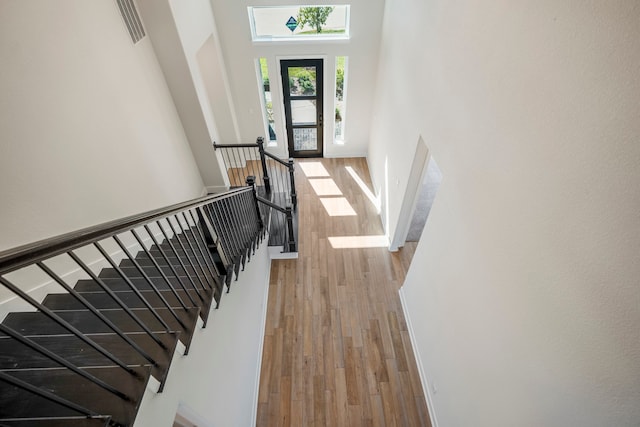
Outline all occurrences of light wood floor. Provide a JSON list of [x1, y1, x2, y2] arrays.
[[256, 158, 429, 427]]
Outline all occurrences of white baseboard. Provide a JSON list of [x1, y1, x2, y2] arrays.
[[399, 287, 440, 427], [323, 150, 367, 159], [251, 251, 273, 427]]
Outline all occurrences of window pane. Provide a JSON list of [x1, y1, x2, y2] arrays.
[[259, 58, 276, 141], [287, 66, 317, 96], [293, 128, 317, 151], [335, 56, 347, 141], [291, 100, 316, 125], [250, 6, 350, 40]]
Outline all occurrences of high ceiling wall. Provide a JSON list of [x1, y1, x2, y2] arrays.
[[368, 0, 640, 426]]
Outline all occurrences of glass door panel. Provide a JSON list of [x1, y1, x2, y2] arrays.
[[281, 59, 323, 157]]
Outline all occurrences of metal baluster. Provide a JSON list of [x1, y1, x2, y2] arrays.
[[175, 212, 212, 290], [203, 204, 228, 266], [112, 235, 188, 331], [233, 194, 249, 262], [214, 200, 237, 265], [0, 371, 99, 416], [231, 148, 242, 187], [244, 192, 259, 250], [257, 137, 272, 193], [0, 277, 140, 378], [182, 210, 218, 287], [285, 205, 297, 252], [37, 260, 160, 366], [186, 209, 219, 281], [165, 216, 208, 293], [154, 220, 206, 304], [210, 202, 235, 283], [212, 201, 235, 263], [288, 158, 297, 208], [220, 198, 242, 267], [0, 323, 133, 401], [241, 191, 257, 254], [277, 159, 284, 196], [94, 242, 172, 332], [143, 224, 202, 306], [230, 192, 249, 264], [250, 191, 263, 241], [201, 204, 231, 268], [68, 251, 169, 351], [130, 229, 190, 309], [239, 191, 253, 260]]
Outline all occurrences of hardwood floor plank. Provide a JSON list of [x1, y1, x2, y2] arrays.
[[256, 158, 430, 426]]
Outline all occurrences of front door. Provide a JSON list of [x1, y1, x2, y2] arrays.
[[280, 59, 323, 158]]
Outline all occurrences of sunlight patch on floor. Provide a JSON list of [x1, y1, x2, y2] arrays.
[[345, 166, 381, 212], [327, 235, 389, 249], [320, 197, 357, 216], [299, 161, 330, 177], [309, 178, 343, 196]]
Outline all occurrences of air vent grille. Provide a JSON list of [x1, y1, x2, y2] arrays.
[[116, 0, 145, 44]]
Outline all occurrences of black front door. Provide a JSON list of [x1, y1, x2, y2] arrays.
[[280, 59, 324, 158]]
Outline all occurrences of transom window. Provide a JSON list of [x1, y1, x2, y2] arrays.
[[248, 5, 350, 42]]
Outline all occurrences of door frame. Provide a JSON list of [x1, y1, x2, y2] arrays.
[[390, 136, 430, 251], [276, 55, 328, 158]]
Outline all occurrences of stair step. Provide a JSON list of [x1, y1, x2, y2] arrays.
[[0, 366, 150, 426], [73, 276, 212, 293], [43, 289, 206, 311], [0, 331, 179, 386], [3, 306, 200, 351], [42, 287, 217, 326], [0, 416, 111, 427], [98, 264, 208, 279], [127, 249, 226, 272]]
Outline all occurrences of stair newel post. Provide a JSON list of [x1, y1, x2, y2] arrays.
[[285, 205, 297, 252], [288, 158, 297, 208], [257, 137, 272, 194], [246, 176, 265, 232]]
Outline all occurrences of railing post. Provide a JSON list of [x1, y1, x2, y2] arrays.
[[285, 205, 297, 252], [288, 158, 297, 208], [246, 176, 265, 231], [256, 137, 272, 194]]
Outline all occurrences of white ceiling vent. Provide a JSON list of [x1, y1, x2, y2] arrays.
[[116, 0, 145, 44]]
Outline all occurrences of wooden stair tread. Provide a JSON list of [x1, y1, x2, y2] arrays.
[[0, 331, 178, 386], [0, 366, 150, 426], [3, 307, 200, 351], [43, 287, 216, 325], [72, 276, 214, 293], [43, 289, 206, 311]]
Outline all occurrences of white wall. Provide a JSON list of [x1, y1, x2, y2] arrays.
[[0, 0, 205, 252], [369, 0, 640, 426], [134, 243, 272, 427], [209, 0, 385, 159], [136, 0, 230, 193]]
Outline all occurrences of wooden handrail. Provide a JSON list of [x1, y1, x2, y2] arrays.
[[0, 188, 250, 275]]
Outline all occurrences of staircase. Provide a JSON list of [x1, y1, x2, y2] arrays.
[[214, 137, 298, 252], [0, 189, 265, 426]]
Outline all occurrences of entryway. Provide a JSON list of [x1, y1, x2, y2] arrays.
[[280, 59, 324, 158]]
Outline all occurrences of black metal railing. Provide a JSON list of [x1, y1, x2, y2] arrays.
[[0, 187, 265, 426], [246, 177, 296, 253], [214, 137, 297, 208]]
